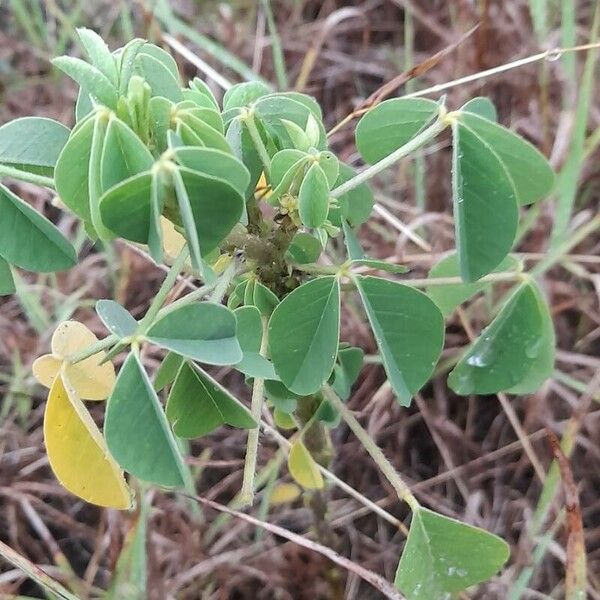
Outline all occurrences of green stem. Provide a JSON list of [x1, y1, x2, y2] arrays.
[[239, 316, 269, 506], [322, 385, 420, 511], [401, 269, 525, 288], [0, 164, 55, 189], [330, 117, 448, 198], [137, 246, 190, 332], [66, 334, 118, 364], [209, 260, 238, 303], [245, 111, 272, 178]]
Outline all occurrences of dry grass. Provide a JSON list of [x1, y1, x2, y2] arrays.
[[1, 1, 599, 598]]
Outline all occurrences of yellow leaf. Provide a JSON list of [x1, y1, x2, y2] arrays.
[[270, 482, 302, 505], [161, 216, 186, 259], [32, 355, 62, 389], [44, 374, 132, 509], [33, 321, 115, 401], [288, 440, 324, 490]]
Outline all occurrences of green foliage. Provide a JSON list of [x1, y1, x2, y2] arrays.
[[395, 507, 510, 599], [105, 353, 187, 487], [145, 303, 242, 365], [355, 276, 444, 406], [166, 361, 256, 437], [355, 98, 439, 163], [269, 277, 340, 395], [3, 29, 561, 597], [0, 183, 76, 272], [449, 280, 555, 395], [0, 117, 70, 176], [96, 300, 138, 338]]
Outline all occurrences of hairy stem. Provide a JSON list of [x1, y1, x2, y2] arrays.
[[239, 316, 270, 505], [330, 117, 448, 198], [137, 246, 190, 332], [0, 164, 56, 189], [65, 334, 118, 364], [322, 385, 420, 512]]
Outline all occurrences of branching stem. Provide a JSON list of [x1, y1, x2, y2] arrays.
[[330, 117, 448, 198], [239, 316, 270, 505], [322, 385, 420, 512]]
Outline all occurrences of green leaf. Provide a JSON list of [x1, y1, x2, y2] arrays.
[[225, 118, 264, 196], [88, 114, 112, 239], [223, 81, 271, 111], [52, 56, 118, 108], [330, 163, 374, 227], [105, 352, 187, 487], [298, 163, 329, 228], [167, 361, 256, 438], [96, 299, 137, 338], [149, 96, 173, 153], [99, 171, 153, 243], [100, 116, 154, 192], [174, 167, 244, 265], [355, 276, 444, 406], [173, 147, 250, 196], [0, 257, 15, 295], [252, 282, 279, 317], [154, 352, 184, 392], [55, 116, 95, 221], [139, 43, 180, 80], [234, 306, 277, 380], [188, 77, 219, 110], [147, 170, 165, 263], [0, 117, 70, 175], [460, 97, 497, 121], [350, 259, 409, 273], [116, 38, 146, 94], [269, 276, 340, 395], [341, 220, 364, 260], [287, 232, 322, 264], [171, 167, 203, 273], [395, 507, 509, 599], [254, 94, 313, 148], [75, 87, 94, 122], [176, 113, 230, 153], [179, 106, 224, 133], [76, 28, 118, 86], [331, 346, 364, 401], [448, 280, 555, 395], [427, 253, 520, 316], [317, 151, 339, 187], [134, 52, 182, 102], [265, 380, 299, 413], [457, 111, 555, 206], [288, 440, 324, 490], [270, 149, 307, 189], [452, 120, 519, 282], [146, 302, 242, 365], [355, 98, 439, 164], [0, 183, 76, 273]]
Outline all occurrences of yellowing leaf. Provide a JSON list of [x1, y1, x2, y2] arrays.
[[161, 216, 186, 259], [32, 355, 62, 389], [288, 440, 324, 490], [33, 321, 115, 400], [270, 482, 302, 505], [44, 374, 132, 509]]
